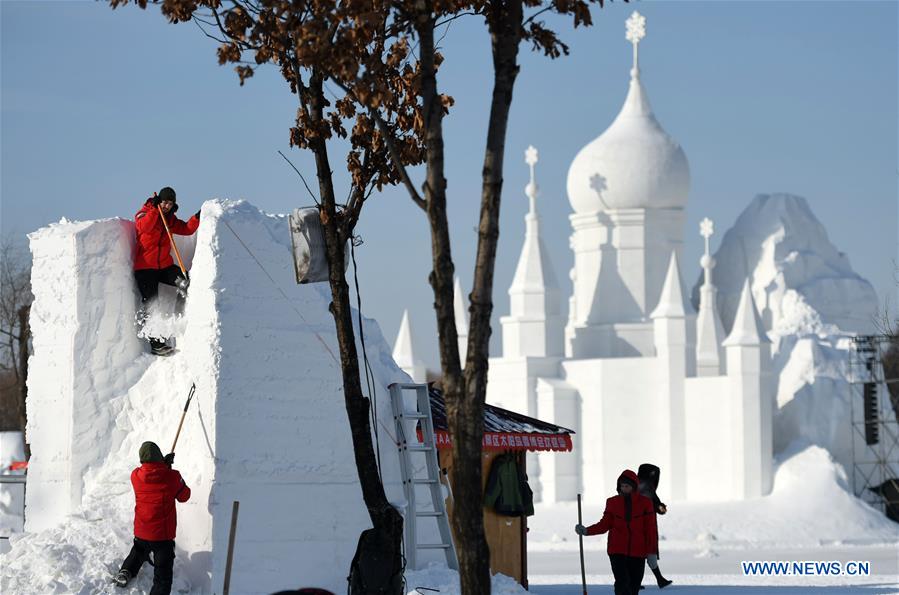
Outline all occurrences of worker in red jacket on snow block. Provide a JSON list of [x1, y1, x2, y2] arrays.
[[114, 441, 191, 594], [576, 469, 658, 595], [134, 186, 200, 355]]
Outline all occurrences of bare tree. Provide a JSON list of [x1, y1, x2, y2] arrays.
[[108, 1, 605, 591], [108, 1, 428, 589], [0, 236, 33, 455], [343, 3, 600, 591]]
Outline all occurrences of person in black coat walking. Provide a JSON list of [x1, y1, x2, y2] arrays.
[[638, 463, 673, 589]]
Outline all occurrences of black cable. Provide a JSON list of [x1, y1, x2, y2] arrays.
[[351, 235, 383, 480]]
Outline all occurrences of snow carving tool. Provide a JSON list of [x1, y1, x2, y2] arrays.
[[156, 201, 190, 295], [170, 383, 196, 453], [223, 500, 240, 595], [578, 493, 587, 594]]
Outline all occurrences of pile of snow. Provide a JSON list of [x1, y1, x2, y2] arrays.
[[0, 200, 435, 594], [692, 193, 878, 336], [691, 194, 886, 476], [529, 441, 899, 552], [405, 565, 527, 595]]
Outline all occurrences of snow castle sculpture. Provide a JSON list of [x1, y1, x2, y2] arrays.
[[486, 11, 773, 502]]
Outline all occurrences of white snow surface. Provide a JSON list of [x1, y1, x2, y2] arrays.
[[1, 200, 429, 594], [692, 193, 878, 336], [530, 442, 899, 553], [3, 197, 897, 594], [690, 193, 886, 477]]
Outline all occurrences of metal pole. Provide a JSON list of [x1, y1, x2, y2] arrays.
[[157, 204, 188, 278], [223, 500, 240, 595], [578, 493, 587, 595], [170, 383, 196, 453]]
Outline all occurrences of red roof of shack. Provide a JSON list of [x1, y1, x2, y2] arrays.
[[426, 386, 574, 452]]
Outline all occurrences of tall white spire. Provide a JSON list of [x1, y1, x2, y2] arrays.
[[392, 309, 427, 382], [454, 276, 469, 362], [508, 145, 559, 300], [501, 146, 563, 358], [567, 9, 689, 214], [650, 252, 687, 319], [723, 280, 769, 346], [696, 218, 726, 375]]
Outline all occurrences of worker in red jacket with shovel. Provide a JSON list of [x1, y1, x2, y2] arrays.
[[114, 441, 191, 594], [576, 469, 657, 595], [134, 186, 200, 355]]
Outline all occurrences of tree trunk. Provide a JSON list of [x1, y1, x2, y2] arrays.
[[16, 304, 30, 459], [465, 0, 523, 433], [414, 10, 492, 594], [458, 2, 524, 591], [307, 73, 403, 589]]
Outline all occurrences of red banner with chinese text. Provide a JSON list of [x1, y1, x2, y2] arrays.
[[423, 430, 572, 452]]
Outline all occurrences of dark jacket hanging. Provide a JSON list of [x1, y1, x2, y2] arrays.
[[484, 453, 534, 516]]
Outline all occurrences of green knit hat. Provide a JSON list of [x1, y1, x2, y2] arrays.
[[139, 441, 164, 464]]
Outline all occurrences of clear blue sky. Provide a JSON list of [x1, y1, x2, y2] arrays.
[[2, 1, 897, 368]]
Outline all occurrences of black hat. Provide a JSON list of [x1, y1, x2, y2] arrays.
[[638, 463, 661, 490], [157, 187, 177, 203], [139, 441, 164, 464]]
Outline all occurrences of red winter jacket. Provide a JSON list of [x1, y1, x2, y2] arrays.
[[131, 462, 191, 541], [134, 199, 200, 271], [585, 470, 658, 558]]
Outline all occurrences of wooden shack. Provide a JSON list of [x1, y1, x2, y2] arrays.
[[425, 387, 574, 588]]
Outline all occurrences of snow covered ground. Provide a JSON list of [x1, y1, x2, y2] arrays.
[[522, 444, 899, 594], [2, 196, 896, 594]]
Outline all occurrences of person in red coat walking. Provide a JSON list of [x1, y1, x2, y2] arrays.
[[576, 469, 657, 595], [114, 441, 191, 594], [134, 187, 200, 354]]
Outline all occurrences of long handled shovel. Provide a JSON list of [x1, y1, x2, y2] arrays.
[[170, 383, 196, 453], [578, 493, 587, 595], [157, 203, 189, 281]]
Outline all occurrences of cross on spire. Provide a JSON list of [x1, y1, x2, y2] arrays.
[[700, 217, 714, 255], [525, 145, 539, 215], [699, 217, 715, 287], [626, 11, 646, 75]]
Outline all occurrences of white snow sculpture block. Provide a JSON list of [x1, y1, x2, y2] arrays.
[[650, 253, 689, 500], [723, 281, 774, 498], [22, 201, 412, 594], [26, 219, 144, 530], [536, 379, 581, 503]]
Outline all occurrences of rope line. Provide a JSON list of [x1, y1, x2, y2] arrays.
[[221, 217, 399, 446], [221, 218, 339, 367], [351, 237, 383, 480]]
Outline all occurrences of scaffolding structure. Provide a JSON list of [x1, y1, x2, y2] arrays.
[[849, 335, 899, 518]]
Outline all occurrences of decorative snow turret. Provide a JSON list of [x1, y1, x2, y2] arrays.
[[454, 277, 469, 363], [723, 280, 773, 498], [695, 218, 726, 376], [565, 11, 691, 359], [650, 252, 689, 499], [488, 11, 786, 505], [393, 309, 427, 383], [500, 146, 563, 358], [566, 11, 689, 214]]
